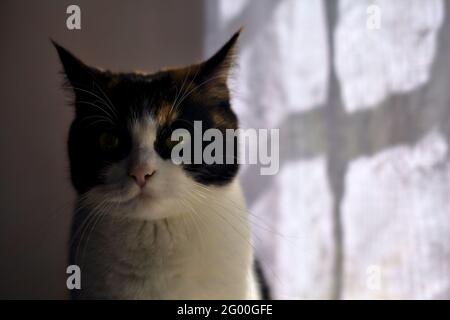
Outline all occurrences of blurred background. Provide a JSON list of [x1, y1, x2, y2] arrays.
[[0, 0, 448, 299]]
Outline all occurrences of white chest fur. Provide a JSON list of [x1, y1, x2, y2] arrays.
[[72, 180, 259, 299]]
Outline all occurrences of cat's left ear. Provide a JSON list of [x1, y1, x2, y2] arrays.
[[51, 40, 102, 92], [196, 29, 242, 89]]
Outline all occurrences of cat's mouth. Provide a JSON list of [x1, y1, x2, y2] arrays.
[[136, 192, 153, 201], [100, 184, 154, 206], [121, 189, 154, 205]]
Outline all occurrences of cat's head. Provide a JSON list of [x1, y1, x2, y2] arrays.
[[54, 31, 241, 219]]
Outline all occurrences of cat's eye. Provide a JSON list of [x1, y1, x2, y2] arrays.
[[99, 132, 120, 152], [165, 135, 183, 149]]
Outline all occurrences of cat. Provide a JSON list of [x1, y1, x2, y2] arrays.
[[54, 31, 264, 299]]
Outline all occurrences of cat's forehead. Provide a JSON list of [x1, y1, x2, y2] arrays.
[[105, 71, 179, 121], [107, 70, 173, 95], [129, 116, 158, 146]]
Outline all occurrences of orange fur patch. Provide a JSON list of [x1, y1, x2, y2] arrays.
[[156, 102, 177, 126]]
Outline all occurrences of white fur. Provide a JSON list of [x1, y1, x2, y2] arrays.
[[73, 116, 259, 299]]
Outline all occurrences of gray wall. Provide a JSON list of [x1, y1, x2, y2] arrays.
[[0, 0, 203, 299]]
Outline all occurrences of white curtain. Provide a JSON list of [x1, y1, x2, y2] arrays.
[[205, 0, 450, 299]]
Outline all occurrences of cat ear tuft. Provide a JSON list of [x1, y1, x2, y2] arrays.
[[52, 40, 100, 90], [199, 28, 242, 83]]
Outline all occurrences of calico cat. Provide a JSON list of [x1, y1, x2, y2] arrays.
[[54, 31, 262, 299]]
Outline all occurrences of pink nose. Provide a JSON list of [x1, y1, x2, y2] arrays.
[[128, 164, 156, 187]]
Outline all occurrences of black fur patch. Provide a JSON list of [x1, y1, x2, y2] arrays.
[[255, 258, 271, 300]]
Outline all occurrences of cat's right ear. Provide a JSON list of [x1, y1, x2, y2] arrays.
[[51, 40, 100, 90]]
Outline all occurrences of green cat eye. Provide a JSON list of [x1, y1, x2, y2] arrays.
[[99, 132, 120, 151]]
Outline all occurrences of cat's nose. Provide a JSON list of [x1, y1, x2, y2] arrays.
[[129, 164, 156, 188]]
